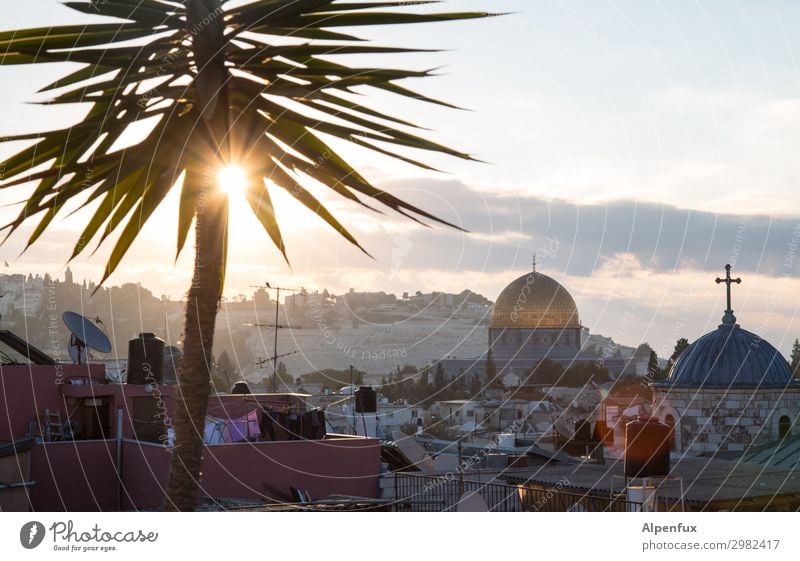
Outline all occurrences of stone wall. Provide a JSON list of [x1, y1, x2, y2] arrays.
[[652, 388, 800, 454], [489, 327, 582, 362]]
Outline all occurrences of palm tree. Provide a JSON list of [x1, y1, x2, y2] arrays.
[[0, 0, 493, 510]]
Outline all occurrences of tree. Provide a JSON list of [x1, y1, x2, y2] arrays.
[[485, 348, 498, 387], [414, 368, 433, 405], [634, 343, 654, 360], [525, 359, 564, 386], [434, 363, 446, 392], [275, 361, 292, 388], [209, 351, 236, 392], [419, 367, 430, 387], [671, 338, 690, 362], [791, 339, 800, 376], [218, 351, 236, 383], [665, 337, 687, 369], [647, 350, 662, 380], [457, 368, 468, 397], [468, 373, 482, 398], [562, 362, 610, 387], [0, 1, 492, 510], [277, 362, 288, 380]]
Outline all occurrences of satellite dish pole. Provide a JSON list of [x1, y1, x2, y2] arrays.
[[63, 311, 112, 365], [69, 333, 86, 365]]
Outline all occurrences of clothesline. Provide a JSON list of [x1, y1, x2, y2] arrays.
[[203, 406, 327, 444]]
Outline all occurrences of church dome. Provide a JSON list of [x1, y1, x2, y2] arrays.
[[666, 323, 795, 388], [490, 270, 580, 329]]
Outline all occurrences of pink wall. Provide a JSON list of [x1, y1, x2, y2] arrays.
[[120, 437, 380, 510], [0, 364, 105, 441], [120, 440, 171, 511], [25, 437, 379, 511], [29, 440, 118, 511], [199, 438, 380, 504], [3, 364, 381, 511]]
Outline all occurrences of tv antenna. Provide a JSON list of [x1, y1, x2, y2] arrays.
[[242, 322, 301, 329], [253, 282, 302, 392], [255, 349, 299, 367]]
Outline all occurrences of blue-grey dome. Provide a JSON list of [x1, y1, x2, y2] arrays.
[[663, 323, 796, 389]]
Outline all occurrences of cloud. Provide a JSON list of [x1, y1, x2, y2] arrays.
[[362, 177, 800, 280]]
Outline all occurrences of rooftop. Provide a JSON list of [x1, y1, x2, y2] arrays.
[[505, 456, 800, 507], [741, 434, 800, 470]]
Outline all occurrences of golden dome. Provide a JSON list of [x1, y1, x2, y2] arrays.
[[490, 271, 580, 329]]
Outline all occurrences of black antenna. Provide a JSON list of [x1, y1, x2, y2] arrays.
[[255, 350, 298, 367], [242, 323, 302, 329], [255, 282, 302, 392]]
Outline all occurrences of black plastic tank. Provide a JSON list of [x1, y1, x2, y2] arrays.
[[573, 419, 592, 442], [230, 380, 252, 394], [354, 386, 377, 413], [127, 333, 165, 385], [624, 416, 671, 478]]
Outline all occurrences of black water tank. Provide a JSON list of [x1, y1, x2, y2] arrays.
[[354, 386, 377, 413], [573, 419, 592, 442], [624, 416, 671, 478], [230, 380, 252, 394], [127, 333, 165, 385]]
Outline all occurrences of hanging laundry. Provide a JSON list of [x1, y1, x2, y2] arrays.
[[204, 416, 226, 444], [287, 411, 302, 440], [259, 408, 292, 441], [259, 409, 276, 441], [226, 409, 260, 443], [302, 409, 327, 440]]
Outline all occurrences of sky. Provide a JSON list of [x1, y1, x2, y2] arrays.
[[2, 1, 800, 355]]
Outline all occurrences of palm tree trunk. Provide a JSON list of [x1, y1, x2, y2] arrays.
[[165, 175, 227, 511]]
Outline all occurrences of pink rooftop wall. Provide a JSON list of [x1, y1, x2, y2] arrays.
[[29, 440, 118, 511], [122, 438, 380, 510], [26, 438, 379, 511], [1, 365, 381, 511], [0, 364, 106, 441]]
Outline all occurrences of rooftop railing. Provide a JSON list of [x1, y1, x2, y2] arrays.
[[393, 472, 644, 512]]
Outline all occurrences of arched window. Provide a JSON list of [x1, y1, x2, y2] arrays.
[[779, 416, 791, 439], [665, 414, 676, 451]]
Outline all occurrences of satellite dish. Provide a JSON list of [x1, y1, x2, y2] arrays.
[[62, 312, 112, 364]]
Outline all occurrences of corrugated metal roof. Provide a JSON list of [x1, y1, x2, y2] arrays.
[[741, 435, 800, 469]]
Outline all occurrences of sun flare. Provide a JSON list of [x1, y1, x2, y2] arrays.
[[217, 165, 248, 195]]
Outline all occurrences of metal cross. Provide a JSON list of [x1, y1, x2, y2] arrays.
[[715, 264, 741, 313]]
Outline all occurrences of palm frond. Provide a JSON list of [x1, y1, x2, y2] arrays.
[[0, 0, 493, 286]]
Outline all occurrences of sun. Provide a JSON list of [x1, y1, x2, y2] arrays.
[[217, 165, 248, 195]]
